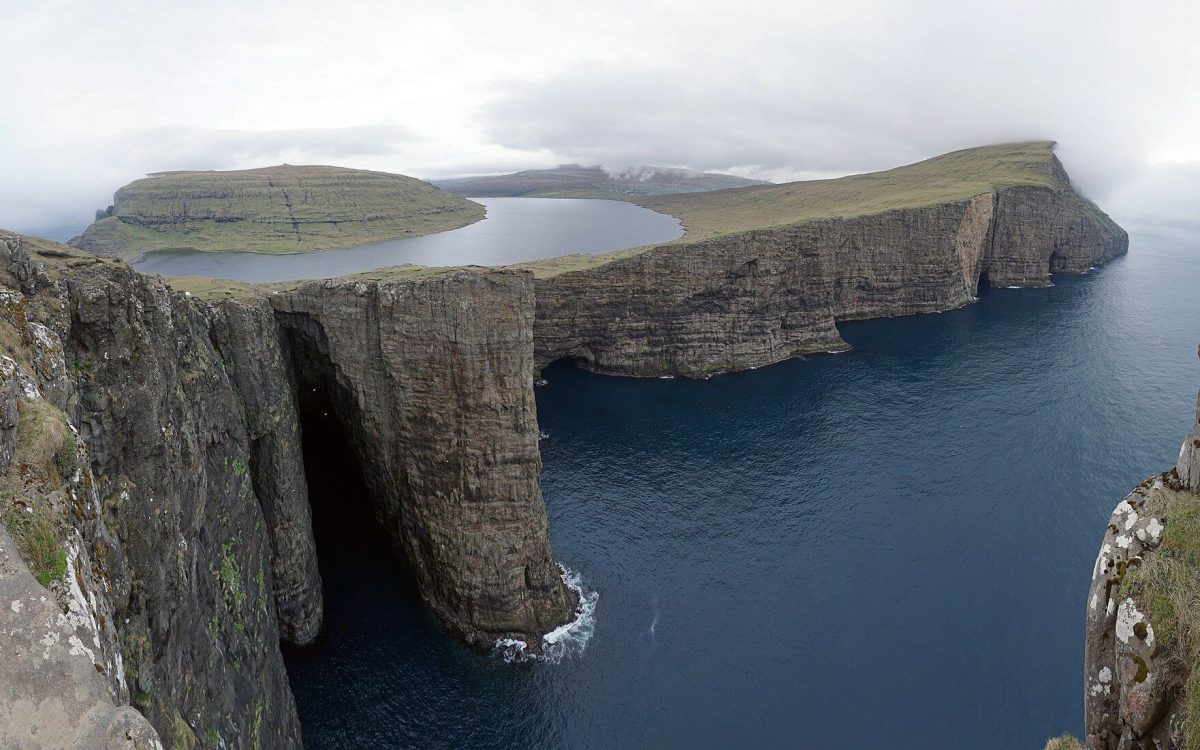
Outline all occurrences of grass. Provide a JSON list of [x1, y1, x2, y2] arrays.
[[0, 398, 76, 588], [1042, 734, 1084, 750], [2, 503, 66, 587], [72, 164, 486, 259], [160, 263, 476, 301], [15, 398, 70, 482]]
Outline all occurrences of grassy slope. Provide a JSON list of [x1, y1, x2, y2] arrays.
[[72, 165, 485, 259], [435, 165, 766, 199], [516, 141, 1073, 278]]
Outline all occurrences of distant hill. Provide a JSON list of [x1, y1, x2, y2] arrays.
[[433, 165, 768, 199], [70, 165, 484, 260]]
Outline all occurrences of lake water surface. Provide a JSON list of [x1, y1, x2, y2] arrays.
[[283, 228, 1200, 748], [132, 197, 683, 282]]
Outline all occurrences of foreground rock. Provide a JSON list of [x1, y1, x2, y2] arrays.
[[1084, 346, 1200, 748], [0, 234, 572, 747], [1, 525, 162, 749]]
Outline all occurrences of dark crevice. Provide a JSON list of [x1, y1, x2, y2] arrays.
[[276, 313, 418, 589]]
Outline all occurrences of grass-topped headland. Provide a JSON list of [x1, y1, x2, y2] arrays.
[[70, 164, 485, 260], [635, 141, 1068, 239], [515, 141, 1105, 279]]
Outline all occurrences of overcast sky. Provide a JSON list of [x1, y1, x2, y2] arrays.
[[2, 0, 1197, 238]]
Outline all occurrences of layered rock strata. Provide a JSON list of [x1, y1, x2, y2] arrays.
[[533, 180, 1126, 378]]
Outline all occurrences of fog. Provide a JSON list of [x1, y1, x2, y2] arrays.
[[1, 0, 1196, 238]]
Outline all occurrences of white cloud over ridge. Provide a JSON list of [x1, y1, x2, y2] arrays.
[[1, 0, 1197, 238]]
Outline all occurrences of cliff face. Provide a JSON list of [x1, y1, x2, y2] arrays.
[[533, 182, 1126, 377], [272, 270, 574, 649], [1084, 348, 1200, 749], [0, 235, 573, 747]]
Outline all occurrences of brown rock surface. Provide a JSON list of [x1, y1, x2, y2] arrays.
[[273, 269, 575, 649]]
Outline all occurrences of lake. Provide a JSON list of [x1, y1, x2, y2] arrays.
[[282, 226, 1200, 748], [132, 197, 683, 282]]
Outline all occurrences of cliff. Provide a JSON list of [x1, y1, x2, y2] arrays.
[[525, 142, 1128, 377], [69, 165, 485, 260], [2, 140, 1129, 747], [1083, 347, 1200, 749], [0, 234, 573, 747]]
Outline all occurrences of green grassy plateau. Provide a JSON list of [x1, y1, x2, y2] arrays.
[[636, 141, 1064, 238], [71, 165, 485, 260]]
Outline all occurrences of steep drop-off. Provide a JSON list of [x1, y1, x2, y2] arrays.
[[70, 165, 485, 260], [2, 141, 1130, 747], [526, 142, 1127, 377], [1084, 348, 1200, 749], [0, 234, 573, 748]]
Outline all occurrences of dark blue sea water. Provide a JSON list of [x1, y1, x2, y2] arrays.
[[283, 228, 1200, 748], [131, 197, 682, 282]]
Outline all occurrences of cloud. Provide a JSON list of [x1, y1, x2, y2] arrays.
[[480, 1, 1198, 213], [1, 0, 1197, 237], [0, 124, 418, 239]]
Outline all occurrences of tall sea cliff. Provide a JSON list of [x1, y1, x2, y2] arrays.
[[0, 142, 1128, 747]]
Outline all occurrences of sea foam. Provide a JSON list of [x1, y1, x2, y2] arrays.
[[493, 564, 598, 664]]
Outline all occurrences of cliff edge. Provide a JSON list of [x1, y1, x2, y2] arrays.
[[1084, 346, 1200, 748], [524, 142, 1128, 377], [0, 233, 574, 747]]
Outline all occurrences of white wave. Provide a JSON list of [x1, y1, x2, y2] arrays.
[[658, 375, 675, 380], [535, 378, 549, 387], [539, 431, 550, 440], [492, 564, 598, 664]]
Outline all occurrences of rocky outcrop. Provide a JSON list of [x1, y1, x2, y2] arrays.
[[55, 250, 306, 747], [1, 233, 576, 747], [272, 270, 574, 649], [1, 524, 162, 750], [534, 184, 1125, 377], [1084, 347, 1200, 749]]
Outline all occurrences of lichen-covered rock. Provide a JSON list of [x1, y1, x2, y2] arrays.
[[0, 524, 162, 750], [1084, 347, 1200, 749], [273, 269, 575, 650]]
